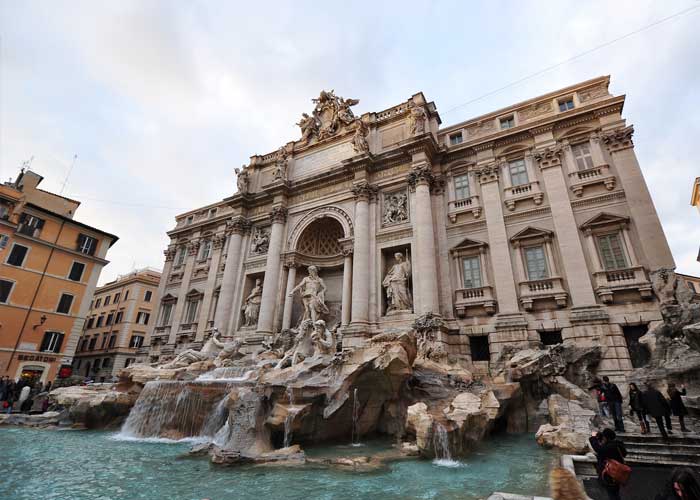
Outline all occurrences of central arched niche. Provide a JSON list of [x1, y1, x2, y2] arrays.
[[290, 216, 345, 328]]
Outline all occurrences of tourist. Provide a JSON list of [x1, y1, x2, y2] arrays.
[[655, 467, 700, 500], [549, 467, 589, 500], [589, 428, 628, 500], [589, 378, 610, 417], [602, 376, 625, 433], [644, 382, 672, 439], [628, 383, 650, 434], [667, 383, 690, 433]]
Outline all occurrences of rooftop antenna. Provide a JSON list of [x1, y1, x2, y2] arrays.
[[60, 154, 78, 195], [21, 156, 34, 172]]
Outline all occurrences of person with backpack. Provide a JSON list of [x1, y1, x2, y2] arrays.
[[590, 428, 629, 500]]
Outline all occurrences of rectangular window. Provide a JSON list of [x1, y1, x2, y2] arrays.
[[209, 208, 218, 218], [186, 215, 194, 225], [571, 143, 595, 170], [454, 174, 470, 200], [461, 256, 482, 289], [93, 359, 101, 370], [184, 299, 199, 324], [509, 159, 529, 186], [144, 290, 152, 302], [124, 358, 135, 368], [597, 233, 628, 270], [200, 240, 212, 260], [524, 245, 548, 280], [17, 214, 45, 237], [0, 205, 9, 220], [79, 339, 88, 352], [539, 330, 563, 346], [101, 335, 108, 349], [108, 335, 117, 348], [136, 312, 150, 325], [96, 316, 104, 328], [0, 279, 13, 303], [106, 313, 114, 326], [449, 133, 463, 146], [470, 336, 491, 362], [115, 311, 123, 323], [68, 262, 85, 282], [94, 298, 102, 308], [500, 116, 515, 130], [160, 302, 173, 326], [124, 290, 129, 301], [175, 246, 186, 266], [102, 358, 111, 368], [40, 331, 65, 353], [86, 317, 95, 329], [7, 244, 29, 267], [77, 234, 97, 255], [558, 98, 575, 112], [0, 234, 10, 249], [57, 293, 74, 314], [88, 337, 97, 350], [129, 335, 144, 348], [104, 295, 111, 306], [114, 292, 120, 303]]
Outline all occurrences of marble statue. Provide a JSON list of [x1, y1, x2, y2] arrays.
[[242, 278, 263, 327], [383, 192, 408, 225], [383, 252, 413, 312], [296, 113, 318, 144], [214, 338, 243, 367], [274, 146, 288, 181], [235, 165, 249, 194], [159, 329, 225, 369], [251, 228, 270, 255], [351, 120, 369, 154], [275, 320, 315, 369], [311, 319, 335, 356], [303, 90, 360, 141], [289, 265, 329, 323], [407, 101, 427, 136]]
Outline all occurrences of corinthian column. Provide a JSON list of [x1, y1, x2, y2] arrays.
[[256, 206, 288, 335], [340, 242, 353, 326], [409, 163, 440, 315], [281, 258, 298, 330], [350, 182, 373, 325], [214, 217, 249, 335]]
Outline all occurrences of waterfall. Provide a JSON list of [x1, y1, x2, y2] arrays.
[[432, 423, 460, 467], [200, 395, 230, 438], [351, 388, 362, 446], [283, 386, 295, 448]]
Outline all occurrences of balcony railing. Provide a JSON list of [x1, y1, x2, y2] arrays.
[[504, 181, 544, 211], [454, 285, 496, 316], [447, 195, 482, 222], [593, 265, 652, 303], [568, 164, 616, 197], [518, 276, 568, 310]]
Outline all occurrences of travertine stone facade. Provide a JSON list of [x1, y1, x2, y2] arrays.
[[147, 77, 675, 378]]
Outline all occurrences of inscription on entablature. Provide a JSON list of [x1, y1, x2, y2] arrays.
[[292, 141, 355, 179], [381, 125, 406, 148], [578, 83, 609, 103], [372, 163, 410, 182], [288, 180, 352, 205]]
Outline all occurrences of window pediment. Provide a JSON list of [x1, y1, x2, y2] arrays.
[[579, 212, 629, 231], [161, 293, 177, 303], [185, 288, 203, 299], [510, 226, 553, 243], [451, 237, 487, 253]]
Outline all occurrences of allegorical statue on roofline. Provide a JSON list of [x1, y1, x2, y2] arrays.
[[297, 90, 360, 144]]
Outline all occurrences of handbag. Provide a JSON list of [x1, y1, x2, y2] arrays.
[[603, 458, 632, 485]]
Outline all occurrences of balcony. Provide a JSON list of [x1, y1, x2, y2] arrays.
[[518, 276, 568, 311], [447, 196, 482, 222], [568, 164, 616, 197], [16, 223, 40, 238], [454, 286, 496, 316], [593, 266, 653, 303], [504, 181, 544, 211]]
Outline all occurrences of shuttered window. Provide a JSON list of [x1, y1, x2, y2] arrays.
[[461, 256, 482, 289], [57, 293, 74, 314], [7, 244, 28, 266], [77, 234, 97, 255], [0, 279, 13, 303], [524, 245, 548, 280], [68, 262, 85, 281], [40, 331, 64, 353], [597, 233, 628, 270]]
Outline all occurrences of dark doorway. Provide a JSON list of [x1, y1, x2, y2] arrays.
[[538, 329, 563, 346], [623, 324, 650, 368], [470, 335, 490, 362]]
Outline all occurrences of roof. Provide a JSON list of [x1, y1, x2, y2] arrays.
[[26, 202, 119, 246]]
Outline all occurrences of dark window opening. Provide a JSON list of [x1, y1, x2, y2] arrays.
[[539, 330, 563, 346], [623, 324, 650, 368], [470, 335, 490, 362]]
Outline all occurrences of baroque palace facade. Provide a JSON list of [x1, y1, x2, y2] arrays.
[[146, 76, 674, 378]]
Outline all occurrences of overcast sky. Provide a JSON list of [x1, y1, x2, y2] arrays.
[[1, 0, 699, 285]]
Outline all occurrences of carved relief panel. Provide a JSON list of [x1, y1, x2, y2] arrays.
[[382, 189, 410, 227]]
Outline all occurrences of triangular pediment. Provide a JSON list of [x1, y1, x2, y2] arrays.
[[161, 293, 177, 303], [580, 212, 629, 230], [452, 237, 487, 251], [510, 226, 553, 242], [185, 288, 203, 298]]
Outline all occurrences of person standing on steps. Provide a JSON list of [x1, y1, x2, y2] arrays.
[[629, 383, 650, 434], [644, 382, 672, 439], [590, 428, 628, 500], [590, 378, 610, 418], [602, 376, 626, 433], [667, 383, 690, 433]]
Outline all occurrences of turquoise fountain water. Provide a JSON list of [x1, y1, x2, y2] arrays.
[[2, 428, 557, 500]]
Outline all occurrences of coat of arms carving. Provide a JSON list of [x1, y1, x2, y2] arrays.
[[297, 90, 360, 144]]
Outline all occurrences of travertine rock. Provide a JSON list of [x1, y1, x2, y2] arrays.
[[50, 385, 138, 428]]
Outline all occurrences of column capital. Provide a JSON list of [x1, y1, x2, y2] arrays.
[[339, 237, 354, 256], [283, 252, 299, 268], [212, 233, 227, 249], [269, 206, 288, 224], [474, 163, 500, 185], [601, 125, 634, 153], [407, 163, 434, 190], [351, 181, 377, 201], [163, 246, 177, 262], [187, 239, 201, 256], [225, 216, 251, 235], [533, 145, 563, 170]]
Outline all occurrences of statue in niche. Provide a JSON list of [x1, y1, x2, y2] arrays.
[[275, 319, 315, 369], [273, 146, 288, 181], [296, 113, 319, 144], [235, 165, 249, 194], [242, 278, 263, 327], [289, 265, 329, 323], [160, 329, 225, 369], [311, 319, 335, 356], [250, 228, 270, 255], [407, 101, 427, 136], [351, 119, 370, 154], [383, 192, 408, 225], [383, 252, 413, 313]]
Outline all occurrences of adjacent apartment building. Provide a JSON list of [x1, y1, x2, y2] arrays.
[[0, 170, 118, 383], [72, 268, 160, 381], [146, 76, 675, 379]]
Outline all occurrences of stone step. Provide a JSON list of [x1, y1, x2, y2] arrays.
[[618, 432, 700, 445], [626, 449, 700, 464], [625, 442, 700, 453]]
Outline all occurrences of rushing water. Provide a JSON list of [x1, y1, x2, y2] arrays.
[[2, 428, 557, 500]]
